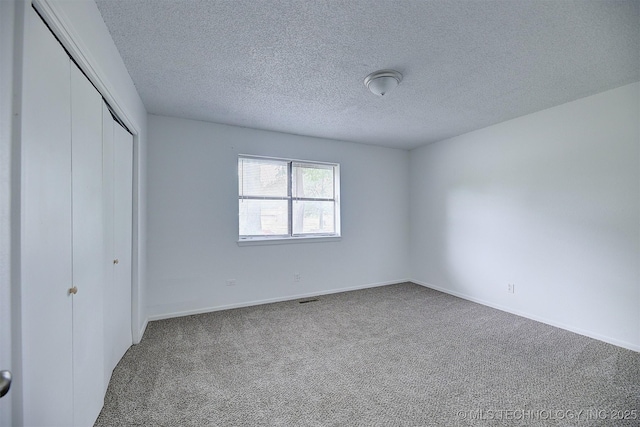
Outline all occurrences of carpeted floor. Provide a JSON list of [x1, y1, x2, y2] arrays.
[[94, 282, 640, 426]]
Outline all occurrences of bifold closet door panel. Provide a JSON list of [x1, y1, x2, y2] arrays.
[[112, 122, 134, 363], [102, 103, 116, 387], [21, 7, 74, 426], [70, 63, 105, 427], [103, 109, 133, 380]]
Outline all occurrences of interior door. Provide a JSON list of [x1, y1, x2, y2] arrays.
[[21, 7, 74, 426], [102, 103, 116, 387], [21, 7, 131, 425], [70, 62, 105, 427], [103, 109, 133, 379], [112, 121, 134, 362]]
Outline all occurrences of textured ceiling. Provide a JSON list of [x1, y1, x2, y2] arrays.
[[95, 0, 639, 150]]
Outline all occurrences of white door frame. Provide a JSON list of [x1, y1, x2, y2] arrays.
[[0, 1, 17, 425]]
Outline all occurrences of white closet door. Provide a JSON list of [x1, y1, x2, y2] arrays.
[[70, 63, 105, 427], [112, 122, 134, 362], [104, 110, 133, 378], [102, 103, 116, 387], [21, 7, 73, 426]]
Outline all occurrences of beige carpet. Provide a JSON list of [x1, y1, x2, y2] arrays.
[[95, 282, 640, 426]]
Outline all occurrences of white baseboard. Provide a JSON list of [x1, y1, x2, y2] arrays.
[[147, 279, 411, 322], [411, 279, 640, 353]]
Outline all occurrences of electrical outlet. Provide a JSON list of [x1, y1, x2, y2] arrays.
[[226, 279, 236, 287], [507, 283, 515, 294], [294, 273, 301, 283]]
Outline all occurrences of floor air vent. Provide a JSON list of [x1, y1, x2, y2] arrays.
[[299, 299, 319, 304]]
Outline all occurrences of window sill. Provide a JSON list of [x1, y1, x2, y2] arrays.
[[237, 235, 341, 246]]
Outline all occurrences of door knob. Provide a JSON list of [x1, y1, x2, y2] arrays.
[[68, 286, 78, 295], [0, 370, 11, 398], [113, 259, 119, 265]]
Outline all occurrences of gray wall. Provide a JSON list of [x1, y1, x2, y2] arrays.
[[410, 82, 640, 350], [146, 115, 410, 319]]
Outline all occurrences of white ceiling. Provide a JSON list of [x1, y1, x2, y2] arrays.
[[95, 0, 639, 150]]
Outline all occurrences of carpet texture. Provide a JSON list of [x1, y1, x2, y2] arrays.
[[95, 283, 640, 426]]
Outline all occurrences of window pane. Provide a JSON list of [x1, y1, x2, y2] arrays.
[[239, 200, 288, 236], [292, 163, 334, 199], [292, 200, 335, 234], [239, 158, 288, 197]]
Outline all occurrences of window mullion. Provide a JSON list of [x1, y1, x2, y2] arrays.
[[288, 161, 293, 237], [291, 197, 335, 202], [239, 195, 289, 201]]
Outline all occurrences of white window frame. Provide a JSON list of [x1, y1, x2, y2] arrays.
[[238, 155, 341, 245]]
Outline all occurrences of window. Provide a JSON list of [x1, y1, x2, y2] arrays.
[[238, 155, 340, 241]]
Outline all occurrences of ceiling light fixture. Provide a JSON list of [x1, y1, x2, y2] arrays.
[[364, 69, 403, 96]]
